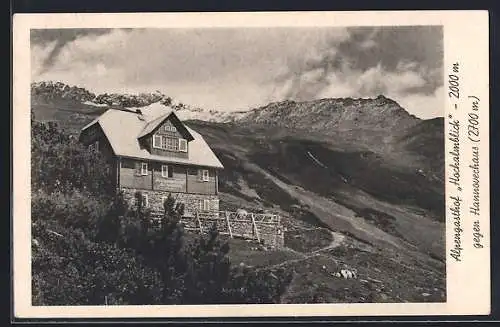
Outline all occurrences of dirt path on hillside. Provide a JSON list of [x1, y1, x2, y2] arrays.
[[262, 231, 345, 270], [244, 160, 443, 271], [245, 162, 406, 249]]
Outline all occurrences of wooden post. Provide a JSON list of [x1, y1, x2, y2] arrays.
[[274, 215, 279, 247], [116, 157, 121, 190], [196, 211, 203, 234], [225, 211, 233, 238], [215, 171, 219, 194], [151, 161, 154, 190], [251, 213, 260, 243]]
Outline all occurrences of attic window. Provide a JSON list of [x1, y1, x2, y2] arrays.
[[164, 123, 176, 132]]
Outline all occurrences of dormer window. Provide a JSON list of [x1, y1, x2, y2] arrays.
[[153, 135, 182, 152]]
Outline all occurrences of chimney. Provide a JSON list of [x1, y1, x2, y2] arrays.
[[135, 109, 145, 121]]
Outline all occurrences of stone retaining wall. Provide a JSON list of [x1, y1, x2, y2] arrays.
[[121, 187, 284, 248]]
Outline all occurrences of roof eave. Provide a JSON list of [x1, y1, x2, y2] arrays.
[[115, 154, 224, 169]]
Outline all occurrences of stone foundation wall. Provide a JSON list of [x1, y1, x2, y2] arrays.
[[121, 187, 219, 215], [257, 223, 285, 248], [121, 187, 284, 248]]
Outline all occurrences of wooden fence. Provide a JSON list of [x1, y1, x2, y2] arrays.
[[150, 210, 284, 247]]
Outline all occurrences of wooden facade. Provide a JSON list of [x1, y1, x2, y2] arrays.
[[119, 158, 218, 195]]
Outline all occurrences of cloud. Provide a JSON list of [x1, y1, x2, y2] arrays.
[[268, 26, 443, 118], [31, 28, 117, 75], [391, 86, 444, 119], [31, 26, 443, 117]]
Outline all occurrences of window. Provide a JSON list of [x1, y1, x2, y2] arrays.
[[167, 137, 178, 151], [161, 165, 173, 178], [89, 140, 99, 152], [199, 199, 210, 211], [152, 134, 180, 151], [136, 193, 149, 207], [140, 162, 148, 175], [178, 139, 187, 152], [199, 169, 210, 182], [164, 123, 176, 132]]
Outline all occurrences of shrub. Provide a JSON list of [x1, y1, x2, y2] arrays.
[[32, 218, 164, 305], [31, 117, 114, 197], [31, 188, 110, 239]]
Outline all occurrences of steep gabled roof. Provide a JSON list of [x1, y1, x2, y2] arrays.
[[80, 109, 224, 169], [137, 111, 194, 141]]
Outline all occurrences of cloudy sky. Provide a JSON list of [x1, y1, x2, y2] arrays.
[[31, 26, 443, 118]]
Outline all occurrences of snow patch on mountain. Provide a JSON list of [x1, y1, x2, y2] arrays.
[[83, 101, 109, 107], [127, 101, 252, 123]]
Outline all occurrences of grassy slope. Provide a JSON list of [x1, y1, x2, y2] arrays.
[[31, 98, 446, 303], [188, 120, 446, 302]]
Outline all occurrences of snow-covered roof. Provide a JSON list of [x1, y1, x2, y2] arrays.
[[81, 108, 224, 169]]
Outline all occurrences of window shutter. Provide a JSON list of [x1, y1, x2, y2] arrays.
[[135, 161, 141, 176], [153, 135, 161, 148], [141, 162, 148, 175], [179, 139, 187, 152], [198, 169, 202, 181]]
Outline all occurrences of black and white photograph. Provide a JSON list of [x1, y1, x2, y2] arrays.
[[13, 11, 490, 318]]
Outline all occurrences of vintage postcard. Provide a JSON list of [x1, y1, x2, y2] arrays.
[[12, 11, 490, 319]]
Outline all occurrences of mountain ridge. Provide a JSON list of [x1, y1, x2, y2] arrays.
[[31, 80, 435, 127]]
